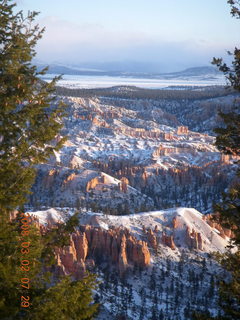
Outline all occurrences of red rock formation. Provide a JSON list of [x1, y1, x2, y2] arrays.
[[118, 177, 129, 193], [101, 174, 107, 184], [86, 177, 99, 192], [162, 233, 176, 250], [163, 132, 174, 140], [127, 236, 150, 267], [63, 173, 76, 185], [72, 231, 88, 261], [118, 235, 128, 275], [172, 217, 177, 229], [111, 237, 119, 263], [172, 216, 182, 229], [203, 214, 233, 239], [75, 259, 86, 280], [27, 219, 151, 279], [77, 225, 151, 271], [177, 126, 188, 135], [56, 237, 77, 274], [185, 227, 203, 250], [83, 225, 92, 243], [147, 229, 158, 250]]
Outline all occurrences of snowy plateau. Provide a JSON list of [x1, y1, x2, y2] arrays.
[[28, 86, 239, 320]]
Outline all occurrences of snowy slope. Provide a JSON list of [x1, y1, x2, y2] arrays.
[[79, 207, 229, 253]]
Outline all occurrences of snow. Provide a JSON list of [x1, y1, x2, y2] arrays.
[[79, 207, 229, 253], [28, 207, 74, 225], [29, 207, 229, 254], [28, 206, 228, 254], [42, 74, 225, 89]]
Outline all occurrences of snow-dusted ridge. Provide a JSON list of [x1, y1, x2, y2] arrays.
[[80, 207, 229, 253], [29, 207, 229, 253]]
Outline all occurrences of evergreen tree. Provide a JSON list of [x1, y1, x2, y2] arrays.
[[211, 2, 240, 318], [0, 0, 66, 214], [194, 1, 240, 319], [0, 1, 98, 319], [0, 213, 99, 319], [30, 275, 98, 320]]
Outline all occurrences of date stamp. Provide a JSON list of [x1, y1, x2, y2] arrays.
[[19, 212, 31, 308]]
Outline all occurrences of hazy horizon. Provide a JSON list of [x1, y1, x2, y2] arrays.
[[16, 0, 239, 73]]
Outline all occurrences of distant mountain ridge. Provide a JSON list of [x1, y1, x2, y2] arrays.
[[37, 63, 221, 79]]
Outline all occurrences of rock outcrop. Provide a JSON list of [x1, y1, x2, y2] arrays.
[[63, 173, 76, 185], [162, 233, 176, 250], [55, 225, 151, 278], [72, 231, 88, 261], [177, 126, 189, 135], [147, 229, 158, 250], [203, 214, 233, 239], [86, 177, 99, 192], [186, 227, 203, 250], [118, 177, 129, 193], [118, 234, 128, 275], [55, 236, 87, 279]]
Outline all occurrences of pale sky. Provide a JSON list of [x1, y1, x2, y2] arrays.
[[16, 0, 239, 72]]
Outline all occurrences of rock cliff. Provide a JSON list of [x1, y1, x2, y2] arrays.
[[55, 225, 151, 278]]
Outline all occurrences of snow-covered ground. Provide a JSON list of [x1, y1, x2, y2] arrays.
[[28, 206, 230, 320], [28, 207, 229, 254], [42, 73, 225, 89], [79, 207, 229, 253]]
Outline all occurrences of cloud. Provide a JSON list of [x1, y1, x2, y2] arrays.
[[35, 16, 233, 72], [37, 16, 150, 49]]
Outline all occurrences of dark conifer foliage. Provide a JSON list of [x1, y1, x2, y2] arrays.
[[0, 0, 66, 213], [195, 1, 240, 319], [0, 1, 98, 319]]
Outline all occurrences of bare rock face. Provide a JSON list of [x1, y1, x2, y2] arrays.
[[105, 231, 113, 256], [127, 236, 151, 268], [25, 213, 151, 279], [172, 217, 179, 229], [135, 240, 151, 267], [118, 235, 128, 275], [63, 173, 76, 185], [162, 233, 176, 250], [177, 126, 188, 135], [68, 225, 151, 276], [147, 229, 158, 250], [72, 231, 88, 261], [84, 225, 92, 243], [55, 237, 78, 274], [111, 237, 119, 263], [118, 177, 129, 193], [101, 174, 107, 184], [86, 177, 99, 192], [55, 253, 67, 277], [222, 228, 232, 238], [203, 214, 233, 239], [185, 227, 203, 250], [163, 132, 174, 140]]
